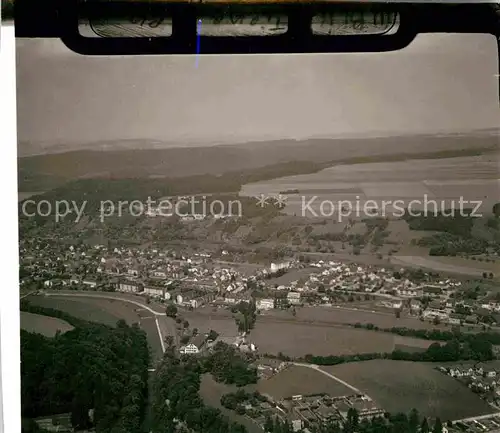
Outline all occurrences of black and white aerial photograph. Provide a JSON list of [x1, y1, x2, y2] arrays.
[[17, 31, 500, 433]]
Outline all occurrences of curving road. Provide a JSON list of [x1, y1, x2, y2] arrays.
[[291, 362, 362, 394], [42, 291, 175, 353], [44, 292, 166, 315]]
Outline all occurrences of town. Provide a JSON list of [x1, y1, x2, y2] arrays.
[[20, 237, 499, 333]]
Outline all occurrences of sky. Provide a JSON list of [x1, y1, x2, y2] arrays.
[[16, 33, 500, 150]]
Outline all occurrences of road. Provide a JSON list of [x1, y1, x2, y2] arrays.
[[44, 292, 166, 315], [291, 362, 362, 394]]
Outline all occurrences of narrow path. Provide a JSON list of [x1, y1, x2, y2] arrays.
[[155, 317, 166, 353], [291, 362, 362, 394]]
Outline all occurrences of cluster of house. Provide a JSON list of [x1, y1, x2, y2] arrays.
[[21, 240, 264, 309], [438, 365, 500, 397], [448, 414, 500, 433], [250, 260, 466, 317], [22, 239, 483, 329], [179, 334, 257, 355], [275, 392, 384, 433]]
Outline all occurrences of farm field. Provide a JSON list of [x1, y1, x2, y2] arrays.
[[290, 306, 450, 331], [240, 154, 498, 217], [20, 311, 74, 337], [390, 255, 492, 278], [257, 365, 352, 400], [27, 296, 140, 325], [189, 304, 452, 332], [183, 310, 239, 338], [184, 306, 436, 356], [26, 295, 164, 361], [250, 322, 433, 357], [44, 290, 166, 314], [321, 360, 495, 421], [393, 335, 437, 353], [199, 374, 262, 433]]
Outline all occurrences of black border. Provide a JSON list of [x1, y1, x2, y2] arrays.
[[13, 2, 500, 53]]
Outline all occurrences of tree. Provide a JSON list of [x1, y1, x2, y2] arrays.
[[207, 330, 219, 341], [263, 415, 274, 433], [421, 417, 430, 433], [409, 409, 420, 433], [433, 418, 443, 433], [493, 202, 500, 217], [70, 394, 91, 430], [164, 335, 174, 347], [165, 304, 178, 318], [344, 408, 359, 433]]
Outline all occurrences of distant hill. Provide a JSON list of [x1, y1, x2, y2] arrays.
[[18, 129, 498, 192]]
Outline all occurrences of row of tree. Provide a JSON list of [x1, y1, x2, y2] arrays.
[[263, 333, 495, 366], [353, 323, 500, 346]]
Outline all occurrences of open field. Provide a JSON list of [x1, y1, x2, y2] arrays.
[[430, 256, 499, 271], [183, 309, 239, 337], [240, 153, 498, 217], [190, 304, 453, 331], [257, 365, 352, 399], [26, 295, 164, 360], [251, 321, 433, 357], [290, 306, 452, 331], [28, 296, 140, 325], [199, 374, 262, 433], [20, 311, 74, 337], [322, 360, 495, 420], [390, 256, 495, 278], [393, 335, 439, 353]]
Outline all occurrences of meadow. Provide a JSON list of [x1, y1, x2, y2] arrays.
[[26, 295, 164, 360], [321, 360, 495, 421], [257, 365, 352, 400], [20, 311, 74, 337]]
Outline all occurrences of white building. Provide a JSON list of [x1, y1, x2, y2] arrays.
[[270, 262, 290, 273], [287, 291, 301, 305], [292, 419, 303, 432], [179, 335, 205, 354], [397, 288, 422, 298], [256, 298, 275, 311], [422, 308, 449, 321], [152, 270, 167, 279], [144, 286, 163, 297], [179, 344, 200, 354], [127, 268, 139, 277], [118, 281, 142, 293]]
